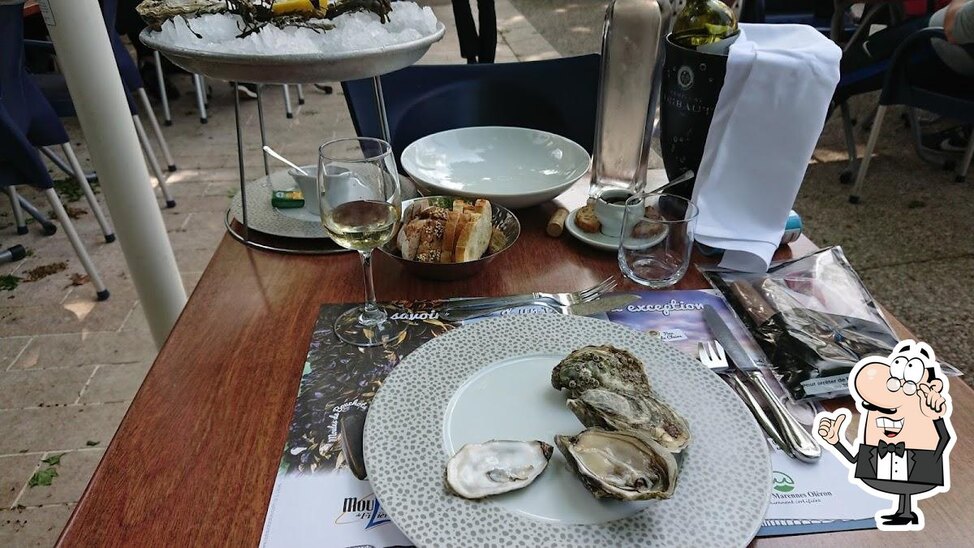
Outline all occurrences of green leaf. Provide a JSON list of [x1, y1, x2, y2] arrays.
[[85, 440, 99, 446], [0, 275, 21, 291], [28, 467, 59, 487], [41, 453, 65, 466]]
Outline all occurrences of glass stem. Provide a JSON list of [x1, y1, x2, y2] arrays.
[[360, 250, 378, 314]]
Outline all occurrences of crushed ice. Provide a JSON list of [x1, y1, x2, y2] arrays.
[[155, 2, 439, 55]]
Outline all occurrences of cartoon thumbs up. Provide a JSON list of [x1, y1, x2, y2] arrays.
[[817, 411, 847, 445]]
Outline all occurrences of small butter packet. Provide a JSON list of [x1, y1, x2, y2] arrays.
[[272, 189, 304, 209]]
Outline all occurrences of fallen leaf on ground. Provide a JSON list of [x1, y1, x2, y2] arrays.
[[67, 273, 90, 287], [41, 453, 65, 466], [28, 467, 58, 488], [0, 275, 21, 291], [24, 262, 67, 282]]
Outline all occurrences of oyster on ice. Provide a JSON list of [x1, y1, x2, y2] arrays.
[[551, 345, 652, 398], [555, 428, 678, 501], [567, 388, 691, 452], [445, 440, 553, 499]]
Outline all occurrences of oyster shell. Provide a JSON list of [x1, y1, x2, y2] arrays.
[[551, 345, 652, 398], [567, 388, 691, 453], [445, 440, 553, 499], [555, 428, 678, 501]]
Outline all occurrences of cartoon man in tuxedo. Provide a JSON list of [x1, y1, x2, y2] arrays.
[[815, 340, 954, 530]]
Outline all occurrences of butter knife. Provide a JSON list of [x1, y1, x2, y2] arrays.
[[440, 294, 640, 322], [702, 306, 821, 462]]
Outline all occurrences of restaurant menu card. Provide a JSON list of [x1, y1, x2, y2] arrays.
[[261, 293, 885, 547]]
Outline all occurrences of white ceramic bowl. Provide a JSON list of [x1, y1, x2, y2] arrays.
[[400, 126, 591, 209]]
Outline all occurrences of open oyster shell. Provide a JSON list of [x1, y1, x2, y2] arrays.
[[567, 388, 691, 453], [445, 440, 553, 499], [555, 428, 678, 501], [551, 345, 652, 398]]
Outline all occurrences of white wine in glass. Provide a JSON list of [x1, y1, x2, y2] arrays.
[[318, 138, 405, 347]]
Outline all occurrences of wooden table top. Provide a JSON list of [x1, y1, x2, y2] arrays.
[[58, 184, 974, 546]]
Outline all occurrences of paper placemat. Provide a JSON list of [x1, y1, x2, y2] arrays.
[[260, 293, 886, 547]]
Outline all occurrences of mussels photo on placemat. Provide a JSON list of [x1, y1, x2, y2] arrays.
[[280, 302, 455, 475]]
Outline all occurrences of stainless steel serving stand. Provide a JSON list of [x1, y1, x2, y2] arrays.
[[141, 24, 445, 254]]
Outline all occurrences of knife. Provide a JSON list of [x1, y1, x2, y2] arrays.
[[440, 294, 640, 322], [702, 306, 821, 462]]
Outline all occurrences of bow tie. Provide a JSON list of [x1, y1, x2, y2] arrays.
[[878, 440, 906, 458]]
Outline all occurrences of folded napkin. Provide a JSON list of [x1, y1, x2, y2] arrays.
[[691, 24, 841, 272]]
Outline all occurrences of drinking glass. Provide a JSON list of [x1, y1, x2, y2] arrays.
[[318, 138, 405, 347], [618, 192, 699, 288]]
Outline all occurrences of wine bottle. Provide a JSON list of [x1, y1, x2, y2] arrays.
[[672, 0, 737, 48]]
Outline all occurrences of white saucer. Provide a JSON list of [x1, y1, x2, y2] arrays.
[[564, 207, 668, 252], [277, 204, 320, 223]]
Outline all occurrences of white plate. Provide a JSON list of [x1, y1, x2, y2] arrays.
[[364, 314, 771, 546], [565, 207, 669, 252], [400, 126, 591, 209]]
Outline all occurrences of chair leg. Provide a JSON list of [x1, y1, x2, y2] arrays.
[[193, 74, 208, 124], [60, 143, 115, 243], [907, 107, 950, 168], [15, 194, 58, 235], [955, 132, 974, 183], [296, 84, 305, 105], [6, 186, 28, 235], [40, 146, 95, 181], [839, 101, 858, 184], [850, 105, 887, 204], [133, 115, 176, 208], [152, 50, 172, 127], [44, 188, 109, 301], [137, 88, 177, 172], [283, 85, 294, 119]]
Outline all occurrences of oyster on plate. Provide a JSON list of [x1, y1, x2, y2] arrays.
[[555, 428, 678, 501], [567, 388, 691, 453], [445, 440, 553, 500], [551, 345, 652, 398]]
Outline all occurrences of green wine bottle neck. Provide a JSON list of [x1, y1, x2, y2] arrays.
[[672, 0, 737, 48]]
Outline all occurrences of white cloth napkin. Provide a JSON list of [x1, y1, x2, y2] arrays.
[[691, 24, 841, 272]]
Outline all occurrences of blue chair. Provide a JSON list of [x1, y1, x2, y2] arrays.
[[2, 2, 115, 243], [1, 6, 109, 300], [745, 0, 864, 39], [24, 0, 177, 208], [827, 1, 916, 184], [851, 27, 974, 202], [341, 55, 600, 168]]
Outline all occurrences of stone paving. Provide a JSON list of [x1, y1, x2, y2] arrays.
[[0, 1, 546, 545]]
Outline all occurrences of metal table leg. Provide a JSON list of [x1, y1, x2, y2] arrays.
[[373, 75, 391, 143], [257, 85, 270, 177], [232, 81, 249, 242]]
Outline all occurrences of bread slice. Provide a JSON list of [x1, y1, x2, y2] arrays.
[[397, 219, 426, 260], [454, 210, 492, 262], [441, 210, 462, 263], [574, 204, 601, 234], [415, 218, 446, 263]]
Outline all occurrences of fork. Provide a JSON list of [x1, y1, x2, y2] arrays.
[[438, 276, 618, 312], [698, 341, 790, 456]]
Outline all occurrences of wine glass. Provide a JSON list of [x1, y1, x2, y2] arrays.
[[318, 138, 405, 347]]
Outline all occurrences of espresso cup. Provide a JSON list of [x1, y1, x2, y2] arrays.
[[594, 189, 643, 238]]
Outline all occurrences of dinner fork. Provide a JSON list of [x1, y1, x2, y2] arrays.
[[438, 276, 618, 312], [698, 341, 790, 456]]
